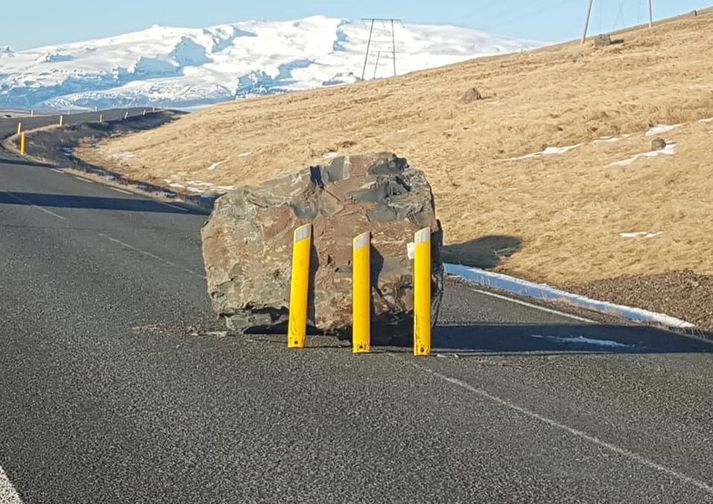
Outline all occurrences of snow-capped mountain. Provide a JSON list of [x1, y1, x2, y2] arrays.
[[0, 16, 542, 111]]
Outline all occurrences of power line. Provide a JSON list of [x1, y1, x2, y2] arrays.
[[582, 0, 654, 44]]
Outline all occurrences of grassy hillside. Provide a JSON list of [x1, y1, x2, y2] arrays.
[[79, 9, 713, 290]]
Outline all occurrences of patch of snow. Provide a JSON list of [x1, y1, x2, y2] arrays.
[[503, 144, 581, 161], [699, 117, 713, 123], [171, 179, 235, 194], [397, 129, 408, 133], [132, 56, 180, 77], [169, 37, 211, 67], [322, 72, 359, 86], [110, 151, 136, 162], [620, 231, 662, 239], [207, 159, 227, 171], [542, 145, 581, 155], [530, 334, 634, 349], [237, 151, 252, 157], [592, 135, 623, 144], [645, 124, 681, 136], [608, 142, 677, 167], [323, 151, 338, 159], [37, 52, 74, 63], [445, 263, 696, 329]]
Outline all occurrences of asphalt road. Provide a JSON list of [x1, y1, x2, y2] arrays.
[[1, 113, 713, 503]]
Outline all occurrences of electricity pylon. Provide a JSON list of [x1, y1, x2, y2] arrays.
[[361, 18, 400, 80]]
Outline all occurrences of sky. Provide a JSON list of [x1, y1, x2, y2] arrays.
[[1, 0, 711, 50]]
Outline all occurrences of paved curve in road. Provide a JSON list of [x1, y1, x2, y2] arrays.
[[1, 113, 713, 503]]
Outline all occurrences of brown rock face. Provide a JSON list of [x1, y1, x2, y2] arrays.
[[461, 87, 484, 103], [651, 137, 667, 151], [201, 152, 443, 341]]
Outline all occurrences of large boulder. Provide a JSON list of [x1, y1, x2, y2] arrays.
[[201, 152, 443, 341]]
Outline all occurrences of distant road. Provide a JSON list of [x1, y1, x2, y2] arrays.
[[1, 113, 713, 503], [0, 108, 150, 130]]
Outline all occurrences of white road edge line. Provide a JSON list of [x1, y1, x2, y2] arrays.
[[396, 356, 713, 496], [50, 168, 64, 174], [161, 202, 189, 212], [5, 192, 66, 220], [471, 288, 595, 323], [109, 187, 132, 195], [98, 233, 205, 279], [100, 234, 161, 260], [74, 176, 94, 183], [0, 465, 24, 504]]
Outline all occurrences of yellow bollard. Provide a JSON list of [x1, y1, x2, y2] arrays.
[[17, 122, 22, 135], [413, 227, 432, 356], [20, 132, 26, 156], [59, 115, 64, 127], [287, 224, 312, 349], [352, 231, 371, 353]]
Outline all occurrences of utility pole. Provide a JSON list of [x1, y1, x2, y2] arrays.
[[361, 19, 375, 81], [391, 18, 397, 77], [361, 18, 401, 80], [648, 0, 654, 28], [581, 0, 594, 44]]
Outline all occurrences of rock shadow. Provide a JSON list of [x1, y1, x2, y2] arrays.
[[306, 237, 321, 330], [441, 235, 522, 269]]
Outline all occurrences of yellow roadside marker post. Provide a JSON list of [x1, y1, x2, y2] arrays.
[[59, 115, 64, 127], [17, 122, 22, 135], [413, 227, 432, 356], [124, 112, 129, 120], [30, 110, 34, 118], [288, 224, 312, 349], [99, 113, 103, 122], [20, 133, 26, 156], [352, 232, 371, 353]]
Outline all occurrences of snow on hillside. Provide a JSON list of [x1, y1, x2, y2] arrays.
[[0, 16, 542, 110]]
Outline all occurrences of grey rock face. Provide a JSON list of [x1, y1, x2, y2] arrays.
[[201, 152, 443, 341], [594, 34, 613, 47]]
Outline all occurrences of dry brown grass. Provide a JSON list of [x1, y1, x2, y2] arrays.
[[78, 10, 713, 286]]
